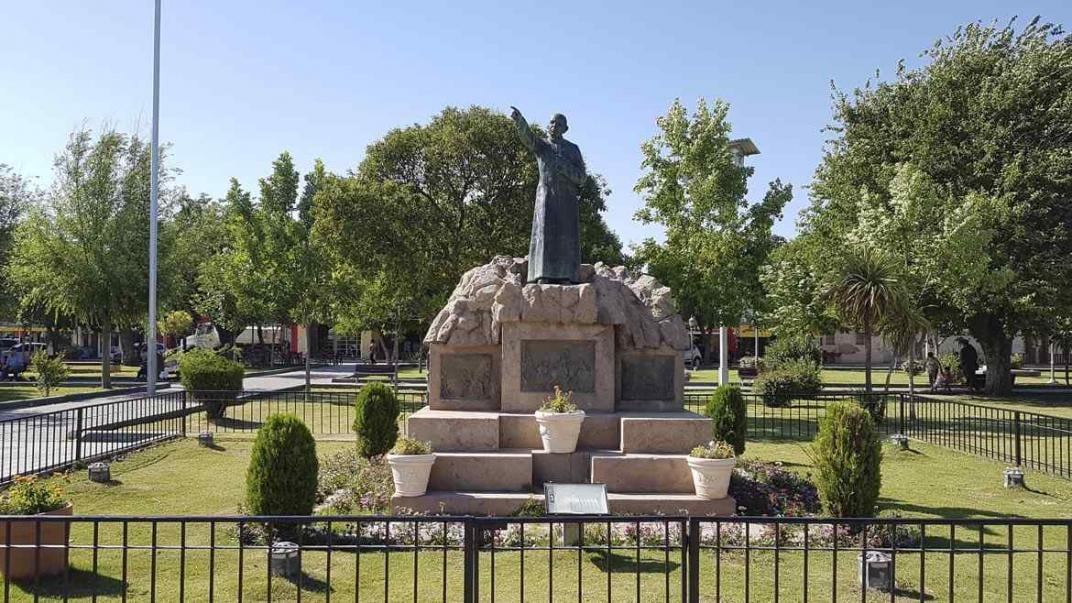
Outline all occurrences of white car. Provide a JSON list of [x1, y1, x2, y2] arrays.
[[683, 345, 702, 369]]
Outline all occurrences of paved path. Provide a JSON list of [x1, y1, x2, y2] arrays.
[[0, 365, 357, 482]]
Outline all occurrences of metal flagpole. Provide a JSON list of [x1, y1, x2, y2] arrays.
[[147, 0, 161, 395]]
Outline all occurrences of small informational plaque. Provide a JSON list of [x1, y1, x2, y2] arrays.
[[544, 483, 609, 515]]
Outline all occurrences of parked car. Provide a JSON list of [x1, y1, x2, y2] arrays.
[[683, 345, 702, 369]]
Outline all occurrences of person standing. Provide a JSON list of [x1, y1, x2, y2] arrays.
[[958, 338, 980, 392], [924, 352, 941, 392]]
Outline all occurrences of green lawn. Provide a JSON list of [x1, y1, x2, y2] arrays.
[[0, 386, 103, 406], [689, 367, 1066, 387], [2, 433, 1069, 601]]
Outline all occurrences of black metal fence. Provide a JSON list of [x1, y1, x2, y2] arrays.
[[4, 389, 1071, 485], [685, 392, 1072, 479], [1, 514, 1070, 601]]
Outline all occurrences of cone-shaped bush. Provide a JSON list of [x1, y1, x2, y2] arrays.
[[353, 382, 400, 459], [812, 402, 882, 518], [245, 414, 318, 517], [706, 385, 747, 455]]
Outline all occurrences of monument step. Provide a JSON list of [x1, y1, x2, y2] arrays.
[[389, 491, 735, 516], [618, 412, 712, 453], [590, 454, 696, 493], [428, 451, 533, 492], [406, 408, 500, 451]]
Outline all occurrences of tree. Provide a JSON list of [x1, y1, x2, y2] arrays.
[[160, 309, 194, 350], [9, 128, 168, 388], [291, 159, 334, 390], [0, 165, 34, 316], [760, 239, 839, 341], [824, 246, 906, 393], [633, 98, 791, 345], [806, 19, 1072, 395], [313, 106, 624, 337], [162, 192, 229, 322]]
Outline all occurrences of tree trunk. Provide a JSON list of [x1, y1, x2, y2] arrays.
[[883, 353, 897, 393], [101, 317, 113, 390], [975, 325, 1013, 396], [119, 327, 137, 366], [863, 320, 873, 393], [304, 323, 312, 394]]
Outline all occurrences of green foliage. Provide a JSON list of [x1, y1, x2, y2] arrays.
[[160, 310, 194, 339], [705, 385, 746, 455], [315, 448, 393, 514], [1010, 353, 1024, 370], [245, 414, 318, 517], [765, 336, 822, 368], [390, 436, 432, 456], [689, 440, 735, 459], [753, 359, 822, 407], [8, 128, 171, 389], [805, 19, 1072, 395], [0, 476, 67, 515], [633, 98, 791, 333], [938, 352, 963, 383], [852, 390, 887, 423], [824, 247, 907, 392], [760, 239, 839, 340], [538, 386, 578, 413], [313, 106, 624, 335], [811, 402, 882, 518], [179, 349, 244, 419], [30, 351, 69, 397], [353, 382, 400, 458]]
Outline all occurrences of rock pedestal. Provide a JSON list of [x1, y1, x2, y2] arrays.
[[392, 257, 735, 516]]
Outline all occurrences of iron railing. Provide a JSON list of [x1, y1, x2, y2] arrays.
[[685, 392, 1072, 479], [0, 514, 1069, 601], [4, 390, 1071, 485]]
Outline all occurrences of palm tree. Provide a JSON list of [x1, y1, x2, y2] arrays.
[[825, 247, 906, 393]]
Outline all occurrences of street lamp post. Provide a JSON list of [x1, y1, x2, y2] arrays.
[[719, 138, 760, 387], [1049, 340, 1058, 385], [147, 0, 161, 395]]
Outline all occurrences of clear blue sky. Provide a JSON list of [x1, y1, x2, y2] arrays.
[[3, 1, 1069, 245]]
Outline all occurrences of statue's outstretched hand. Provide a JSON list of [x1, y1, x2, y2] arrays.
[[509, 106, 523, 121]]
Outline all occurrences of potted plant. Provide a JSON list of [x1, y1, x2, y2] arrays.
[[386, 437, 435, 497], [534, 386, 585, 453], [686, 441, 736, 499], [0, 476, 72, 580]]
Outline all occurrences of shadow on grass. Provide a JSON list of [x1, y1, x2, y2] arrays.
[[211, 417, 264, 431], [6, 567, 126, 598], [282, 570, 333, 594], [587, 551, 680, 574]]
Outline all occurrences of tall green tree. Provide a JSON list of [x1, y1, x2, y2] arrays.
[[633, 98, 791, 343], [314, 106, 624, 336], [825, 246, 907, 393], [805, 18, 1072, 395], [9, 128, 167, 387], [0, 165, 34, 316]]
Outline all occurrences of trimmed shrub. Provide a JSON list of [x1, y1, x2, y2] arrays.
[[353, 382, 400, 459], [753, 358, 822, 407], [245, 414, 319, 518], [705, 385, 747, 455], [811, 402, 882, 518], [179, 349, 244, 419], [765, 336, 822, 368]]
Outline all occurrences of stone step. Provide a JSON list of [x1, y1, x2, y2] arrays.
[[619, 412, 712, 454], [499, 412, 620, 450], [428, 451, 533, 492], [406, 408, 500, 451], [390, 491, 735, 516], [590, 453, 695, 493], [531, 449, 593, 486]]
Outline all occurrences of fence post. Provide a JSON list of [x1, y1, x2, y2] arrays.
[[687, 518, 700, 603], [180, 391, 187, 438], [898, 395, 906, 435], [463, 520, 479, 603], [74, 407, 84, 464], [1014, 411, 1023, 467]]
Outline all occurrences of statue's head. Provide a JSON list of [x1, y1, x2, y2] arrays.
[[548, 113, 568, 139]]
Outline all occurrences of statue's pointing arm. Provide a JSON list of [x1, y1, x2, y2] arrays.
[[510, 106, 537, 153]]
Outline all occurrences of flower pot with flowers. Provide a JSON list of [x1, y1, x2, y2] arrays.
[[386, 437, 436, 497], [534, 386, 586, 453], [0, 476, 72, 580], [687, 441, 736, 499]]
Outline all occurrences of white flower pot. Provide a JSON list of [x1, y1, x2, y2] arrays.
[[387, 453, 436, 497], [534, 410, 586, 453], [686, 456, 735, 499]]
